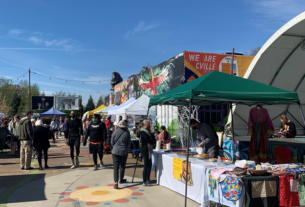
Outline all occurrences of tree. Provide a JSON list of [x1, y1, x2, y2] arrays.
[[86, 95, 95, 111], [53, 90, 76, 97], [9, 92, 21, 117], [41, 91, 45, 96], [0, 92, 9, 117], [31, 83, 40, 96], [96, 95, 104, 107], [244, 47, 261, 57]]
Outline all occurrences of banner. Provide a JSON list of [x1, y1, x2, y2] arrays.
[[184, 51, 254, 82], [56, 96, 79, 110], [32, 96, 54, 110], [172, 158, 193, 185]]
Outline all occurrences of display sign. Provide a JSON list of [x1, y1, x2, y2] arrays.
[[56, 96, 79, 110], [172, 158, 193, 186], [184, 51, 254, 82], [32, 96, 54, 110]]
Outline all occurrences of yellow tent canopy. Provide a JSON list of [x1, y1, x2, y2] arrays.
[[87, 104, 106, 118]]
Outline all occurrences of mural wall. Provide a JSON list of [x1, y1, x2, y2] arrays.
[[184, 51, 254, 82]]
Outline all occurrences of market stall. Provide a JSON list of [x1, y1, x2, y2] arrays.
[[108, 98, 136, 125], [96, 104, 117, 115], [40, 107, 66, 118], [86, 104, 106, 118], [149, 71, 304, 207]]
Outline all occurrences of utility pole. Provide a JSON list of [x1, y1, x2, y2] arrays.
[[28, 69, 31, 110], [231, 48, 235, 75]]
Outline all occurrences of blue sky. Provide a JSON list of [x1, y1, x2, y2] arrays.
[[0, 0, 304, 105]]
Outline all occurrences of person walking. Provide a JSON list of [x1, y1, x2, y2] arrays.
[[19, 110, 34, 170], [33, 120, 55, 170], [158, 126, 172, 149], [139, 120, 156, 186], [63, 118, 68, 139], [83, 114, 107, 170], [65, 111, 83, 169], [111, 120, 131, 189], [50, 117, 59, 142]]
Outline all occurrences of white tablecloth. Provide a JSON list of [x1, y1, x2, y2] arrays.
[[157, 153, 218, 203]]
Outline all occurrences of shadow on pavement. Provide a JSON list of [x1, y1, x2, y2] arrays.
[[0, 173, 46, 205]]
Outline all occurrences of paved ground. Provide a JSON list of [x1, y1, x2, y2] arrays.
[[0, 135, 201, 207]]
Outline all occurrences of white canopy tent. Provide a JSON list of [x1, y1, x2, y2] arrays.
[[233, 11, 305, 135], [116, 95, 150, 116], [95, 104, 117, 114], [108, 98, 136, 115]]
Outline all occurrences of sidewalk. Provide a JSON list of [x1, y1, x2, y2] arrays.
[[0, 138, 199, 207]]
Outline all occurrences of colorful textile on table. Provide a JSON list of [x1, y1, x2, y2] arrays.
[[219, 176, 243, 201], [242, 175, 279, 207], [226, 167, 248, 177], [249, 122, 270, 160], [298, 174, 305, 205], [279, 175, 300, 207], [211, 167, 234, 180], [208, 170, 216, 197], [285, 168, 305, 175]]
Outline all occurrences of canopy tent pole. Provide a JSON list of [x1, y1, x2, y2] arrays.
[[298, 103, 305, 132], [184, 99, 192, 207], [230, 102, 236, 162], [146, 106, 151, 117]]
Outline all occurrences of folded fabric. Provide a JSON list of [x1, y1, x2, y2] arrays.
[[272, 171, 293, 176], [279, 175, 300, 207], [211, 167, 234, 180], [226, 167, 248, 177], [285, 168, 305, 175]]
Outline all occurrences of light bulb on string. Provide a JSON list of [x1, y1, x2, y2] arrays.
[[50, 77, 51, 80], [66, 80, 67, 83], [82, 81, 84, 84], [99, 81, 100, 84]]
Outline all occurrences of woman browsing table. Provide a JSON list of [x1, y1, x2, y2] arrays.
[[277, 115, 297, 138], [158, 126, 171, 149]]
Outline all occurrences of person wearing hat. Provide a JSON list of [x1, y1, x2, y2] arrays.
[[190, 118, 219, 158], [111, 120, 131, 189], [83, 114, 107, 171]]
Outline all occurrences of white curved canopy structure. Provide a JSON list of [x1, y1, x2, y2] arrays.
[[234, 11, 305, 135]]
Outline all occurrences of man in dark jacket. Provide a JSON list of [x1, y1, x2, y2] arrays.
[[190, 119, 219, 158], [19, 110, 34, 170], [83, 114, 107, 171], [65, 111, 83, 169]]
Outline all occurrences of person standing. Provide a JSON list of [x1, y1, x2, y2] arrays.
[[111, 120, 131, 189], [153, 126, 160, 140], [106, 116, 112, 129], [139, 120, 156, 186], [83, 114, 107, 170], [58, 117, 64, 138], [33, 120, 55, 170], [50, 117, 59, 141], [190, 119, 219, 158], [65, 111, 83, 169], [19, 110, 34, 170], [158, 126, 171, 149], [11, 115, 21, 157]]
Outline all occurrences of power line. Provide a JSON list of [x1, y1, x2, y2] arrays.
[[32, 71, 129, 84], [9, 71, 29, 81]]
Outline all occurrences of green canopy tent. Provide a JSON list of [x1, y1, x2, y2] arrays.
[[148, 71, 303, 207]]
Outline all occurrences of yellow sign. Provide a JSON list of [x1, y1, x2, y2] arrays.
[[172, 158, 193, 185]]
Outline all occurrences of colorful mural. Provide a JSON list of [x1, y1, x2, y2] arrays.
[[184, 51, 254, 82], [138, 53, 184, 97]]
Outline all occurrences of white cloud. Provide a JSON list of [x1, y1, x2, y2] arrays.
[[133, 21, 159, 34], [125, 21, 159, 38], [249, 0, 305, 28], [28, 36, 43, 44], [9, 29, 23, 35]]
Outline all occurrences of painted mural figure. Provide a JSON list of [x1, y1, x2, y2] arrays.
[[110, 71, 123, 91], [139, 67, 169, 96]]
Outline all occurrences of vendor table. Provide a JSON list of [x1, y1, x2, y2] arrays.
[[156, 152, 220, 204]]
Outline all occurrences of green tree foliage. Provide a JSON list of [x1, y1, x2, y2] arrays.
[[96, 95, 104, 107], [86, 95, 95, 111], [31, 83, 40, 96], [53, 90, 76, 97], [41, 91, 46, 96], [9, 92, 21, 117]]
